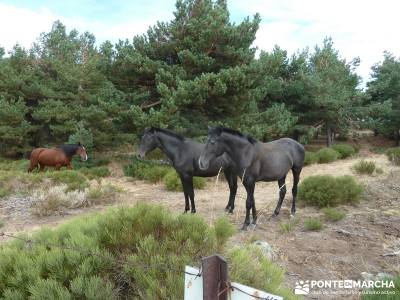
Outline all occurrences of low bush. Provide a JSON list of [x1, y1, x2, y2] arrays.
[[304, 218, 323, 231], [80, 166, 111, 180], [298, 175, 363, 207], [0, 187, 11, 198], [304, 152, 319, 166], [46, 170, 89, 191], [163, 170, 207, 191], [86, 184, 121, 205], [279, 218, 299, 233], [228, 245, 298, 300], [30, 186, 87, 216], [0, 204, 240, 299], [352, 160, 376, 175], [386, 147, 400, 166], [332, 144, 356, 158], [316, 148, 339, 163], [322, 207, 346, 222], [123, 158, 170, 183]]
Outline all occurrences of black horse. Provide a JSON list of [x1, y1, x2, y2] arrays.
[[137, 127, 238, 213], [199, 127, 305, 230]]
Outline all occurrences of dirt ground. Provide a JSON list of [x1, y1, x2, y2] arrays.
[[0, 150, 399, 299]]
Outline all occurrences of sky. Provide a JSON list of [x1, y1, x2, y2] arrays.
[[0, 0, 399, 86]]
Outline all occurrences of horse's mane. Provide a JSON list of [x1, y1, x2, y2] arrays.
[[58, 144, 82, 157], [150, 127, 185, 141], [211, 127, 257, 144]]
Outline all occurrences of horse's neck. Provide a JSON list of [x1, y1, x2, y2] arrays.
[[223, 135, 255, 169], [156, 134, 184, 163]]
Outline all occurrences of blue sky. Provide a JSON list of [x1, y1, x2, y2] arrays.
[[1, 0, 399, 85]]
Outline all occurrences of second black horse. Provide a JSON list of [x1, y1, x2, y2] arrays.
[[137, 127, 238, 213]]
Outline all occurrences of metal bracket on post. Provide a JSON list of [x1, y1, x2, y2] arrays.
[[202, 254, 228, 300]]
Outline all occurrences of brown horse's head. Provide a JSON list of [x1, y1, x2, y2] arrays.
[[76, 144, 88, 161]]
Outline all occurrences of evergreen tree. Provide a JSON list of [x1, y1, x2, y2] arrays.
[[366, 52, 400, 145]]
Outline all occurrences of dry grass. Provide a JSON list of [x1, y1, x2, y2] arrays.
[[31, 183, 121, 216]]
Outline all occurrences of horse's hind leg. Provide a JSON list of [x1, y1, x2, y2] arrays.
[[272, 176, 287, 217], [291, 168, 302, 217], [225, 171, 237, 213]]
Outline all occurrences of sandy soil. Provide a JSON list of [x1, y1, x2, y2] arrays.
[[0, 152, 399, 299]]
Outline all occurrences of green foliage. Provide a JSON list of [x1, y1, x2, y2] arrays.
[[304, 218, 323, 231], [79, 166, 111, 180], [0, 204, 237, 299], [123, 158, 170, 183], [0, 187, 11, 198], [322, 207, 346, 222], [213, 217, 235, 251], [332, 144, 356, 158], [316, 148, 339, 163], [279, 218, 299, 233], [362, 276, 400, 300], [0, 97, 33, 155], [298, 175, 363, 207], [68, 122, 94, 150], [46, 170, 89, 191], [304, 151, 319, 166], [353, 160, 376, 174], [366, 52, 400, 144], [228, 245, 298, 300], [163, 170, 206, 191], [386, 147, 400, 165]]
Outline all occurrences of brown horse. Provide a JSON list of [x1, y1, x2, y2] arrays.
[[27, 144, 88, 172]]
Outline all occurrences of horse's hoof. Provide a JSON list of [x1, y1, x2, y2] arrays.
[[241, 224, 249, 231], [191, 209, 196, 214], [248, 223, 257, 230], [271, 212, 279, 218], [228, 209, 234, 214], [290, 213, 295, 219], [225, 206, 230, 212]]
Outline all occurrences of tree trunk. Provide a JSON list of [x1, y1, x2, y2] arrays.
[[326, 122, 333, 147], [396, 129, 400, 146]]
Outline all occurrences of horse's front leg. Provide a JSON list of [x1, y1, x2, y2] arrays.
[[225, 171, 237, 214], [179, 174, 191, 213], [242, 179, 255, 230]]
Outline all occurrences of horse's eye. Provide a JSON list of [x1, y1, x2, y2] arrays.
[[210, 140, 216, 145]]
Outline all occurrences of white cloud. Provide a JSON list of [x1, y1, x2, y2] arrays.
[[233, 0, 400, 85]]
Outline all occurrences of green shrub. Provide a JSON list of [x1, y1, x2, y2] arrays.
[[279, 218, 299, 233], [316, 148, 339, 163], [228, 245, 298, 300], [80, 166, 111, 179], [332, 144, 356, 158], [213, 217, 235, 251], [336, 175, 363, 204], [322, 207, 346, 222], [0, 187, 11, 198], [86, 184, 121, 205], [46, 170, 89, 191], [353, 160, 376, 175], [123, 158, 170, 183], [362, 276, 400, 300], [386, 147, 400, 166], [163, 171, 206, 191], [298, 175, 363, 207], [304, 152, 319, 166], [0, 204, 237, 299], [304, 218, 323, 231]]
